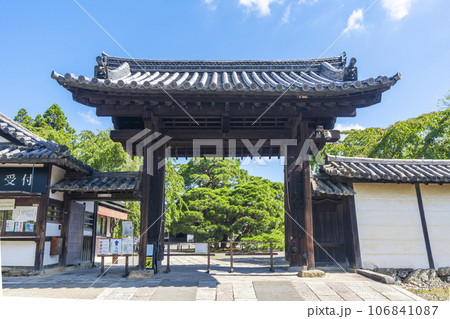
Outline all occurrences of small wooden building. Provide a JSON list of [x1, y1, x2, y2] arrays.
[[312, 155, 450, 270], [0, 113, 140, 274]]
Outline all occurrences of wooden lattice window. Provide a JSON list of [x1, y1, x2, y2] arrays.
[[84, 211, 94, 231], [47, 200, 63, 223]]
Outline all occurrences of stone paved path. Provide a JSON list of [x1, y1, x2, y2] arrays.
[[2, 254, 423, 301]]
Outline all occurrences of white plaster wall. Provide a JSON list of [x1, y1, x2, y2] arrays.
[[353, 183, 429, 269], [49, 166, 66, 201], [45, 223, 62, 237], [420, 184, 450, 268], [0, 241, 36, 267], [49, 191, 64, 201], [84, 201, 95, 213], [50, 166, 66, 186], [43, 241, 59, 266], [0, 136, 10, 143]]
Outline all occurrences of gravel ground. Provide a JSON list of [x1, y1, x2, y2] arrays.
[[402, 282, 449, 301]]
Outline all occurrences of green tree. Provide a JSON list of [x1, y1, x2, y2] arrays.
[[41, 104, 75, 133], [171, 159, 284, 247], [73, 129, 134, 172], [164, 160, 185, 231], [324, 109, 450, 160], [14, 108, 34, 125]]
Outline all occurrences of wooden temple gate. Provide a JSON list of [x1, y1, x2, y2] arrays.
[[53, 52, 400, 269]]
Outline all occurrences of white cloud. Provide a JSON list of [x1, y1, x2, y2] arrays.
[[78, 110, 101, 126], [203, 0, 217, 10], [335, 123, 365, 131], [345, 8, 365, 33], [281, 3, 291, 23], [238, 0, 284, 16], [381, 0, 415, 20], [298, 0, 318, 5]]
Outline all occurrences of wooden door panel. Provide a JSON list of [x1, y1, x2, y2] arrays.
[[313, 199, 347, 264], [66, 202, 85, 265]]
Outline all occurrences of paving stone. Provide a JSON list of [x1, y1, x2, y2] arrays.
[[364, 281, 414, 301], [390, 285, 424, 301], [216, 283, 234, 301], [151, 287, 197, 301], [131, 287, 157, 301], [96, 287, 115, 300], [196, 287, 216, 301], [306, 282, 342, 299], [344, 282, 388, 301], [232, 282, 257, 301], [253, 281, 303, 301], [326, 282, 363, 301], [2, 254, 424, 302], [291, 282, 320, 301], [104, 287, 137, 300]]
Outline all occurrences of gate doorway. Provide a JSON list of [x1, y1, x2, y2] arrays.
[[55, 52, 399, 269], [313, 198, 354, 267]]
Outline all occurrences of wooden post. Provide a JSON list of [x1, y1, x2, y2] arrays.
[[206, 243, 211, 273], [229, 241, 234, 273], [166, 240, 171, 273], [34, 164, 52, 272], [303, 159, 315, 270], [415, 183, 435, 269], [91, 201, 99, 268], [101, 255, 105, 273], [285, 131, 305, 267], [347, 191, 362, 269], [300, 120, 315, 270], [270, 242, 274, 272]]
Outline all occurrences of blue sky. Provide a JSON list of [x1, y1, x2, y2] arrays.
[[1, 0, 449, 182]]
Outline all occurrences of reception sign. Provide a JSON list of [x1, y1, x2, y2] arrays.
[[0, 167, 48, 193]]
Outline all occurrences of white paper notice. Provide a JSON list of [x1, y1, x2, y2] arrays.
[[98, 239, 110, 255], [110, 239, 122, 255], [12, 207, 37, 222], [146, 244, 154, 257], [0, 199, 15, 210], [122, 221, 133, 237], [5, 220, 15, 232], [14, 221, 24, 232], [195, 243, 209, 254], [122, 237, 133, 255]]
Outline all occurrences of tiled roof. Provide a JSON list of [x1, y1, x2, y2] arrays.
[[322, 155, 450, 183], [0, 112, 94, 174], [51, 171, 141, 193], [312, 174, 355, 197], [52, 52, 401, 95]]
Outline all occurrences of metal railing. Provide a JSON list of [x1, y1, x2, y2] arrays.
[[164, 241, 279, 273]]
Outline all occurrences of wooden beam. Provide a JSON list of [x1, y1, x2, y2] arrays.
[[415, 183, 435, 269], [64, 192, 141, 201], [111, 129, 293, 143]]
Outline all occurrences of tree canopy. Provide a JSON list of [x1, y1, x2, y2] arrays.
[[170, 158, 285, 247], [324, 108, 450, 160], [15, 105, 75, 134]]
